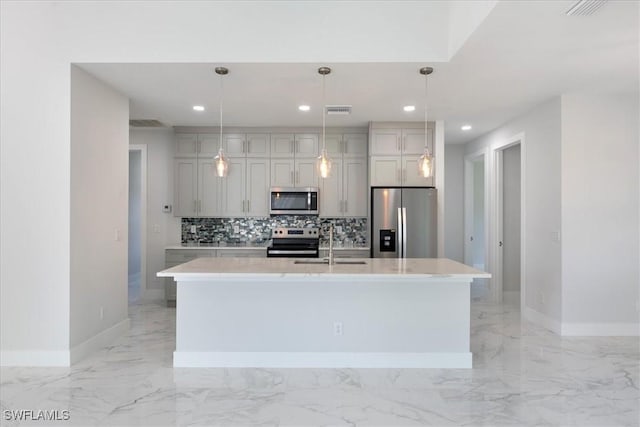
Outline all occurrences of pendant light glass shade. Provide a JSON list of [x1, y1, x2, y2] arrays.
[[317, 67, 332, 179], [214, 148, 229, 177], [418, 148, 433, 178], [318, 148, 332, 179], [417, 66, 434, 179], [214, 67, 229, 177]]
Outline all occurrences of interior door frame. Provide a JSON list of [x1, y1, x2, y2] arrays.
[[128, 144, 148, 302], [490, 132, 526, 306], [464, 148, 490, 270]]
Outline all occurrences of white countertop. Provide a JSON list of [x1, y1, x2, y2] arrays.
[[158, 257, 490, 280]]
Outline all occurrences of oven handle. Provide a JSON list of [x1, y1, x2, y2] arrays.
[[267, 249, 318, 255]]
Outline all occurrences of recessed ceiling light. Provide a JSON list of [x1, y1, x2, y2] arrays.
[[403, 105, 416, 112], [298, 105, 310, 112], [193, 105, 205, 112], [461, 125, 472, 131]]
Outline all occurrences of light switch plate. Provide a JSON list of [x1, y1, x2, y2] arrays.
[[163, 204, 172, 213]]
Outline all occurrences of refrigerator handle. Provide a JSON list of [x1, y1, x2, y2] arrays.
[[402, 207, 407, 257], [397, 207, 403, 258]]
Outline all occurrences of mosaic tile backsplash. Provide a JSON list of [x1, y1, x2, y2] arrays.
[[182, 217, 368, 247]]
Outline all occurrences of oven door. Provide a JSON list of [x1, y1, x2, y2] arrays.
[[270, 187, 318, 215], [266, 248, 319, 258]]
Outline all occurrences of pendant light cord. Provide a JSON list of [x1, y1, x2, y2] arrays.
[[424, 70, 428, 151], [219, 72, 223, 152], [322, 72, 326, 152]]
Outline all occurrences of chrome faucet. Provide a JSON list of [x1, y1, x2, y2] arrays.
[[328, 224, 335, 265]]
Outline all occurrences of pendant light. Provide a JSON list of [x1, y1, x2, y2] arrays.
[[214, 66, 229, 177], [418, 66, 434, 179], [317, 66, 332, 179]]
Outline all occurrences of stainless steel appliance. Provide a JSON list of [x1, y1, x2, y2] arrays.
[[266, 227, 320, 258], [371, 187, 437, 258], [270, 187, 319, 216]]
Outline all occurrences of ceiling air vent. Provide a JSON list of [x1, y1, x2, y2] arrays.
[[129, 119, 165, 128], [325, 105, 352, 115], [566, 0, 607, 16]]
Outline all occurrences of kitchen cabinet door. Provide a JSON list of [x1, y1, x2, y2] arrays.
[[295, 133, 319, 158], [402, 155, 434, 187], [402, 129, 426, 155], [175, 134, 198, 157], [343, 133, 368, 157], [246, 159, 269, 216], [323, 134, 343, 157], [370, 156, 401, 186], [174, 158, 198, 217], [246, 133, 270, 157], [343, 157, 367, 216], [221, 158, 247, 217], [271, 134, 295, 157], [198, 133, 220, 157], [295, 158, 319, 187], [198, 159, 222, 216], [222, 133, 246, 156], [270, 158, 295, 187], [370, 129, 401, 155], [320, 158, 342, 217]]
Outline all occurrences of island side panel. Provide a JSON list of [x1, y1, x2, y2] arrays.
[[174, 276, 471, 368]]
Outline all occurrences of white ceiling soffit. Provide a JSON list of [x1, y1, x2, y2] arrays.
[[78, 0, 638, 145]]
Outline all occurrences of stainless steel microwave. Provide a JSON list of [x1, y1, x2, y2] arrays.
[[270, 187, 319, 215]]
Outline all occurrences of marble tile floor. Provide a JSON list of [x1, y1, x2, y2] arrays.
[[1, 301, 638, 427]]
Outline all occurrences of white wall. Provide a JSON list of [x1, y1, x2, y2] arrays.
[[70, 66, 129, 352], [466, 98, 562, 329], [444, 144, 465, 262], [129, 128, 181, 300], [561, 93, 639, 335]]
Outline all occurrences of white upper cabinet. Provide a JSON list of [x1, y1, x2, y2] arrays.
[[320, 158, 343, 217], [270, 158, 295, 187], [198, 158, 222, 216], [270, 134, 295, 156], [223, 133, 270, 157], [220, 158, 246, 217], [175, 134, 199, 157], [369, 129, 402, 155], [174, 158, 198, 216], [343, 133, 368, 157], [368, 124, 435, 187], [245, 159, 269, 216], [342, 158, 367, 216], [197, 134, 221, 157], [294, 133, 319, 158]]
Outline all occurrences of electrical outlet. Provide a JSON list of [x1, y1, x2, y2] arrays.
[[99, 307, 104, 320], [333, 321, 343, 336], [114, 229, 120, 241], [234, 225, 240, 234], [153, 224, 160, 233], [335, 226, 343, 234], [190, 225, 197, 233], [551, 231, 561, 243]]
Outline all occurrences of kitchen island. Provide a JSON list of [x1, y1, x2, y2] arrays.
[[158, 257, 489, 368]]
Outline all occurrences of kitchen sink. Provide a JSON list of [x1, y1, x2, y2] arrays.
[[294, 259, 367, 265]]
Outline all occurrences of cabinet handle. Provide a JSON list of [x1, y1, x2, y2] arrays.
[[194, 200, 197, 214], [296, 170, 299, 183]]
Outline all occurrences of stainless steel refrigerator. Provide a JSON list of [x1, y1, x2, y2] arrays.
[[371, 187, 437, 258]]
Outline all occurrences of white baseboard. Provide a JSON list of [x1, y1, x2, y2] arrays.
[[173, 351, 472, 368], [523, 306, 561, 334], [0, 350, 70, 367], [142, 288, 164, 302], [561, 322, 640, 337], [70, 318, 130, 364]]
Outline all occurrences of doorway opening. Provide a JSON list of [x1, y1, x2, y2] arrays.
[[128, 145, 147, 304], [464, 150, 489, 301], [493, 137, 524, 307]]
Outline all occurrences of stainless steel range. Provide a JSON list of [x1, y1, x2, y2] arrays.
[[266, 227, 320, 258]]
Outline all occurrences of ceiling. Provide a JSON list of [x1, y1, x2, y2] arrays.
[[80, 0, 639, 145]]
